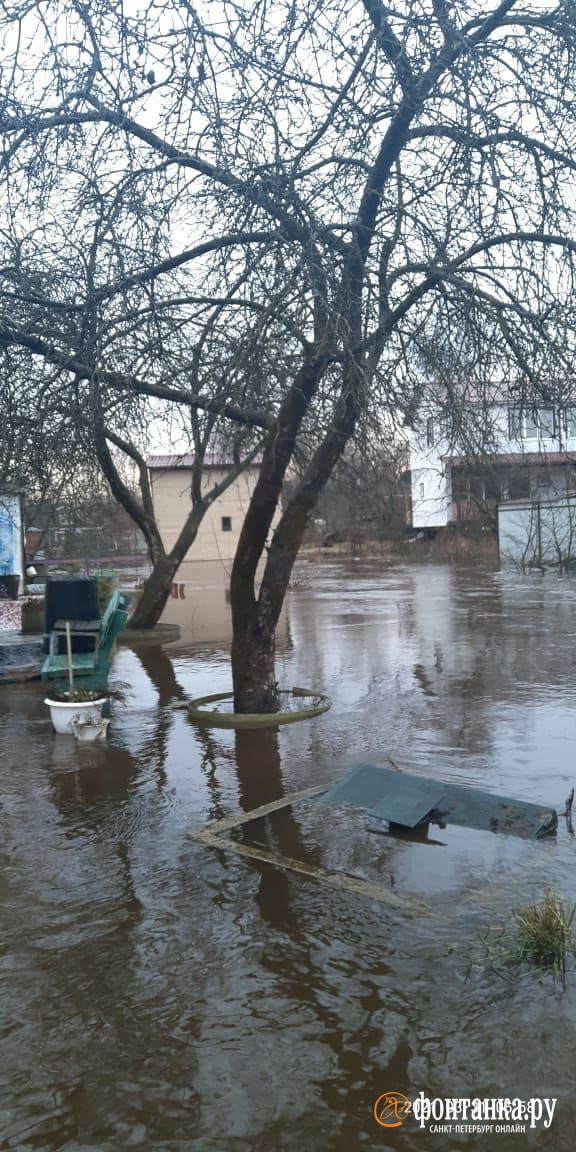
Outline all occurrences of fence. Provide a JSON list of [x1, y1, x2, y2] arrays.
[[497, 496, 576, 569]]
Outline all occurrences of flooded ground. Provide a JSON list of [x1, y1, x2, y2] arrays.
[[2, 560, 576, 1150]]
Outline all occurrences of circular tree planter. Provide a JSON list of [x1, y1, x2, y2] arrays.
[[0, 663, 41, 684], [117, 623, 181, 648], [45, 694, 107, 735], [187, 688, 332, 730]]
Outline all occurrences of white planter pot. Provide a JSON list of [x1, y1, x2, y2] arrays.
[[44, 697, 107, 735]]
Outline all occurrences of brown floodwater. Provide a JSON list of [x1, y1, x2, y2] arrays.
[[2, 559, 576, 1151]]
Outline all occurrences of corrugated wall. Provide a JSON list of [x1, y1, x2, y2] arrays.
[[498, 497, 576, 567]]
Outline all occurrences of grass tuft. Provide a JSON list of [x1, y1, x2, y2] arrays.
[[476, 890, 576, 987], [514, 890, 575, 982]]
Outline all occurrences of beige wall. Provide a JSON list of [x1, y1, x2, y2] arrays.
[[151, 467, 289, 645], [150, 466, 263, 564], [160, 563, 290, 646]]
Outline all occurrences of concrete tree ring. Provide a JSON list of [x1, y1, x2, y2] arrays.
[[187, 688, 332, 729], [117, 623, 181, 648]]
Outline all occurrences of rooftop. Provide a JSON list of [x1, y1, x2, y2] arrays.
[[443, 451, 575, 467], [417, 380, 576, 409], [147, 453, 262, 470]]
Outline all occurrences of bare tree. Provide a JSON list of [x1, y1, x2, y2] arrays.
[[0, 349, 86, 542], [308, 443, 408, 548], [2, 1, 576, 708]]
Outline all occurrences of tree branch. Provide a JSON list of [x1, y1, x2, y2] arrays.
[[0, 319, 276, 430]]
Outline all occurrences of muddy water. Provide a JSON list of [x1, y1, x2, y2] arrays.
[[2, 560, 576, 1150]]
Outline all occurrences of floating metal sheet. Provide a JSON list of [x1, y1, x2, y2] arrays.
[[320, 763, 445, 827], [438, 782, 557, 839], [317, 762, 557, 839], [319, 763, 410, 809], [320, 764, 444, 829], [371, 776, 445, 827]]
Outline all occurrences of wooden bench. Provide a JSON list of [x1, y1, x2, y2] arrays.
[[41, 590, 128, 687]]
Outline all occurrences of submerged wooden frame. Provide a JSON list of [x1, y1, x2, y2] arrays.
[[190, 756, 558, 911], [190, 786, 425, 912]]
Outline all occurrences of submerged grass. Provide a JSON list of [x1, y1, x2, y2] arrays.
[[478, 890, 576, 987], [514, 891, 575, 982]]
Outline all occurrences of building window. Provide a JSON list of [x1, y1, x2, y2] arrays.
[[426, 417, 435, 448], [508, 472, 530, 499], [452, 469, 502, 503], [563, 408, 576, 439], [221, 516, 232, 532], [523, 409, 539, 439], [508, 407, 521, 438], [537, 409, 555, 438], [533, 468, 552, 494], [522, 408, 555, 440], [418, 483, 425, 499], [510, 406, 558, 440]]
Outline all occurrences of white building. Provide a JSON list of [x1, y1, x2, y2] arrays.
[[407, 393, 576, 528]]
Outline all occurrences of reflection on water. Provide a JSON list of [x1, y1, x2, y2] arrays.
[[160, 559, 290, 647], [2, 561, 576, 1149]]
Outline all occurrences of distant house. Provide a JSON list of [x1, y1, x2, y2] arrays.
[[148, 453, 292, 642], [148, 453, 268, 566], [406, 391, 576, 529]]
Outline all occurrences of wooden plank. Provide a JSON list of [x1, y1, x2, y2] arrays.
[[192, 827, 427, 913], [190, 784, 428, 912], [42, 652, 97, 678], [194, 786, 326, 834]]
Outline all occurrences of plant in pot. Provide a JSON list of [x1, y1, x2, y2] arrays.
[[44, 622, 107, 735]]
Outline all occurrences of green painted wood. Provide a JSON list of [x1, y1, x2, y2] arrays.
[[438, 782, 556, 838], [320, 763, 403, 809], [43, 653, 97, 674], [318, 762, 557, 839], [320, 763, 444, 827], [371, 777, 446, 827], [41, 591, 128, 686]]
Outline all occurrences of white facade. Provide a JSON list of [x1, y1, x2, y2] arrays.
[[408, 400, 576, 529]]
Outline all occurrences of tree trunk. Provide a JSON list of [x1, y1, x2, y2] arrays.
[[127, 500, 207, 630], [231, 604, 278, 713], [230, 364, 362, 711], [230, 358, 329, 712], [128, 554, 177, 629]]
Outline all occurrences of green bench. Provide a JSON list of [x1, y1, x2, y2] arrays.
[[41, 590, 129, 689]]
